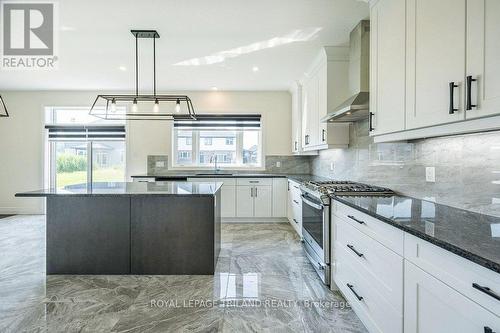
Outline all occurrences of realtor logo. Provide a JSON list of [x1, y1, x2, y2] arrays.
[[1, 1, 58, 70]]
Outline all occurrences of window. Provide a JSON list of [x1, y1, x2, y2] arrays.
[[173, 114, 262, 168], [186, 137, 192, 145], [45, 107, 126, 189]]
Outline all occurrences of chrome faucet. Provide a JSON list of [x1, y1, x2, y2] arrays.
[[210, 155, 219, 173]]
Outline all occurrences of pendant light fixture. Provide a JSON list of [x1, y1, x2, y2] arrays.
[[89, 30, 196, 121], [0, 95, 9, 118]]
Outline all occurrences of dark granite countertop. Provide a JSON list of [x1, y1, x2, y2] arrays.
[[131, 173, 330, 184], [332, 195, 500, 274], [16, 181, 223, 197]]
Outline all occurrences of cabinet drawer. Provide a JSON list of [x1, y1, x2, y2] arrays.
[[335, 245, 403, 333], [334, 201, 404, 255], [236, 178, 273, 186], [188, 177, 236, 186], [335, 216, 403, 311], [288, 180, 301, 191], [405, 233, 500, 316], [404, 261, 500, 333]]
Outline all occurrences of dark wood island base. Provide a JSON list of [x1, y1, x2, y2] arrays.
[[17, 182, 222, 275]]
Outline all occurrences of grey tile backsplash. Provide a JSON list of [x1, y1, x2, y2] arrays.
[[311, 119, 500, 217], [147, 155, 169, 175], [265, 155, 312, 174]]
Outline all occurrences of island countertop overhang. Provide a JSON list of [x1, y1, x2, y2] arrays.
[[15, 181, 223, 197]]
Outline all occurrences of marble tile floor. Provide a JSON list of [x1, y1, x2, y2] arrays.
[[0, 215, 367, 333]]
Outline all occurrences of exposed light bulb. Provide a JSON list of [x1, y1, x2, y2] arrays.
[[153, 99, 159, 113], [110, 99, 117, 113], [131, 99, 138, 113], [175, 99, 181, 113]]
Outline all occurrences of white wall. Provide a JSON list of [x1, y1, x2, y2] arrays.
[[0, 90, 291, 214]]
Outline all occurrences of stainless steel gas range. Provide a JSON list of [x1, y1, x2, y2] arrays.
[[300, 180, 393, 286]]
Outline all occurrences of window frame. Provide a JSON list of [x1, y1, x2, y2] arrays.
[[44, 107, 127, 189], [172, 127, 263, 169]]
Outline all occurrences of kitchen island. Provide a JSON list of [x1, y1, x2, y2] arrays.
[[16, 181, 222, 275]]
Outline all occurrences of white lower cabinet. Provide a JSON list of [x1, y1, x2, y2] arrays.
[[404, 261, 500, 333], [332, 203, 403, 333], [287, 180, 302, 236], [235, 186, 254, 218], [332, 199, 500, 333], [272, 178, 288, 218], [253, 185, 272, 217], [220, 185, 236, 217]]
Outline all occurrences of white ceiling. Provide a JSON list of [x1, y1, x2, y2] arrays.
[[0, 0, 369, 91]]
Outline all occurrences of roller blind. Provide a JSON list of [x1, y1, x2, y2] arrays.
[[45, 125, 126, 140], [173, 114, 261, 129]]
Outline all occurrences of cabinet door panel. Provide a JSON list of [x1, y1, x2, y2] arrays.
[[406, 0, 466, 129], [236, 186, 253, 217], [404, 261, 499, 333], [254, 186, 272, 217], [220, 185, 236, 218], [466, 0, 500, 119], [370, 0, 406, 135], [272, 178, 287, 217]]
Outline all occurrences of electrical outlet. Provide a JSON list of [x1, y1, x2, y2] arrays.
[[425, 167, 435, 182], [156, 161, 165, 168], [330, 162, 334, 171], [276, 161, 281, 168]]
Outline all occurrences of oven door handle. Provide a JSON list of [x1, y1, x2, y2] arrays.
[[301, 195, 324, 210]]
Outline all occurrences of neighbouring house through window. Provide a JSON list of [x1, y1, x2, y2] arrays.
[[172, 114, 262, 168]]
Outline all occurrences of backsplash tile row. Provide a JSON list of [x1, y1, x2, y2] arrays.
[[311, 120, 500, 217]]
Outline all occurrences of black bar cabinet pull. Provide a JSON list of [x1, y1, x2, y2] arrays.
[[293, 200, 299, 204], [484, 327, 494, 333], [466, 75, 477, 111], [347, 215, 366, 225], [449, 82, 459, 114], [472, 283, 500, 301], [293, 218, 298, 224], [347, 244, 364, 257], [369, 112, 374, 131], [347, 283, 363, 301], [294, 141, 298, 151], [322, 129, 326, 142]]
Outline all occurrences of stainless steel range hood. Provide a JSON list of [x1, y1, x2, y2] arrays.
[[322, 20, 370, 123]]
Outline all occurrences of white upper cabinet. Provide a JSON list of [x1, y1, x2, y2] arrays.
[[290, 81, 302, 154], [372, 0, 500, 142], [301, 47, 350, 151], [369, 0, 406, 135], [405, 0, 466, 129], [466, 0, 500, 119]]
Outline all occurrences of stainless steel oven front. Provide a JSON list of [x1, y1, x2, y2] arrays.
[[301, 191, 330, 286]]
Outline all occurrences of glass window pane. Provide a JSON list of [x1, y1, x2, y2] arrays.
[[49, 107, 125, 125], [55, 141, 88, 189], [243, 130, 260, 165], [92, 141, 125, 183], [199, 130, 237, 165], [177, 130, 193, 165]]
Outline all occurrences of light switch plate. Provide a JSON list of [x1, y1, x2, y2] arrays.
[[330, 163, 334, 171], [425, 167, 435, 182], [276, 161, 281, 168], [156, 161, 166, 168]]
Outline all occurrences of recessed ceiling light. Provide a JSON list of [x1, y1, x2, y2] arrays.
[[119, 66, 127, 71], [211, 87, 218, 91], [252, 66, 259, 72]]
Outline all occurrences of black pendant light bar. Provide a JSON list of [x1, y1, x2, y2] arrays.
[[89, 30, 197, 121], [0, 95, 9, 117]]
